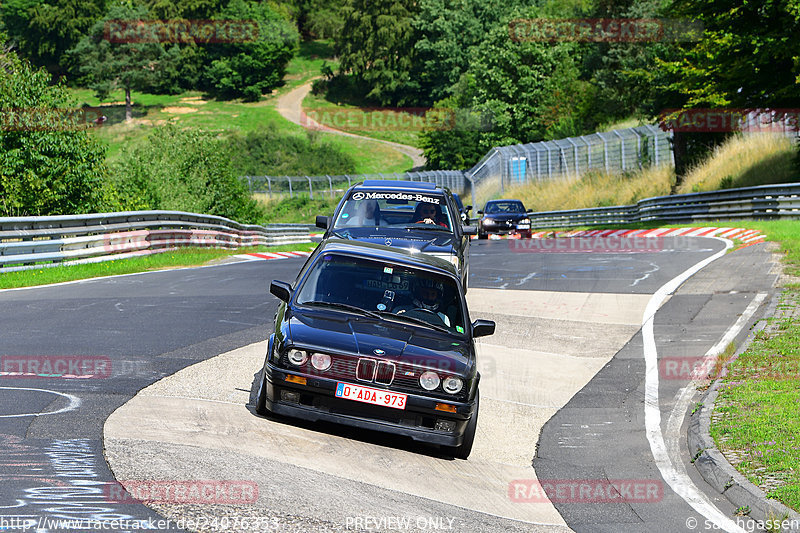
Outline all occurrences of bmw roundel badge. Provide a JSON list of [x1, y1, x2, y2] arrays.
[[373, 349, 385, 356]]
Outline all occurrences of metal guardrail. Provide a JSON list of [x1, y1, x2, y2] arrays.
[[526, 183, 800, 229], [0, 210, 311, 273]]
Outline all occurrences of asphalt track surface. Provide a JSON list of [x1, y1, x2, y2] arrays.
[[0, 236, 778, 532]]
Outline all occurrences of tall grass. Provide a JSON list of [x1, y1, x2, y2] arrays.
[[677, 134, 798, 194], [500, 165, 674, 212], [490, 133, 798, 213]]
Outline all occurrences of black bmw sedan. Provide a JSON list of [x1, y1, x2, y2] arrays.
[[477, 199, 532, 239], [256, 239, 495, 459]]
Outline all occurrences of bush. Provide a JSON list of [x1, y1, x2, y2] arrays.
[[226, 129, 356, 176], [111, 124, 262, 223]]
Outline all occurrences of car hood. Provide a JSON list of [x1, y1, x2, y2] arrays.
[[482, 213, 528, 222], [331, 227, 457, 255], [287, 309, 470, 374]]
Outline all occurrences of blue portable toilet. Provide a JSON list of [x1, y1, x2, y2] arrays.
[[509, 157, 527, 183]]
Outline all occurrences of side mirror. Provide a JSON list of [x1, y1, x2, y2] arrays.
[[477, 210, 484, 215], [462, 225, 477, 236], [472, 319, 495, 338], [465, 205, 472, 212], [270, 280, 292, 302], [315, 215, 330, 230]]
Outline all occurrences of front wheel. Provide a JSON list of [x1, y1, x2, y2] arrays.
[[443, 389, 479, 460], [477, 231, 488, 240]]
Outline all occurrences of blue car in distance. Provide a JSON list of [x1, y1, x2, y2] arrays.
[[256, 239, 495, 459]]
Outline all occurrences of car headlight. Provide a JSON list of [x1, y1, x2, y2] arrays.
[[419, 371, 440, 391], [311, 352, 331, 371], [520, 218, 531, 224], [442, 376, 463, 394], [287, 349, 308, 366]]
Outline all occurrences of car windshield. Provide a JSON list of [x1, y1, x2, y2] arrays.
[[485, 201, 525, 214], [295, 253, 466, 334], [332, 190, 454, 231]]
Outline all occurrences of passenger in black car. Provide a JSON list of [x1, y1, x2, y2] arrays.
[[346, 199, 382, 226]]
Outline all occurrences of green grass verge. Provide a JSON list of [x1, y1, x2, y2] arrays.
[[710, 287, 800, 510], [0, 243, 317, 290]]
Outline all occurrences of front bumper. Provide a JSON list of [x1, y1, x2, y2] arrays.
[[481, 221, 531, 235], [264, 363, 476, 446]]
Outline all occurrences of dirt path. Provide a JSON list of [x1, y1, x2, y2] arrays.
[[275, 82, 426, 170]]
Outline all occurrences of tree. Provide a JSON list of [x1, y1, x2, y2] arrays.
[[285, 0, 348, 39], [335, 0, 419, 105], [420, 14, 591, 169], [0, 39, 112, 216], [648, 0, 800, 188], [69, 3, 180, 121], [665, 0, 800, 109], [203, 0, 299, 101], [1, 0, 107, 75]]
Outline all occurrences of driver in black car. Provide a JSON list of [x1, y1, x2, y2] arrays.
[[396, 278, 452, 327]]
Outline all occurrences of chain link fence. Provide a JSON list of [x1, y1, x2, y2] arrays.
[[464, 125, 674, 208]]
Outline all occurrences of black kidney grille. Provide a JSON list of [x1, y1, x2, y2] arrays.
[[375, 361, 396, 385], [356, 358, 377, 381]]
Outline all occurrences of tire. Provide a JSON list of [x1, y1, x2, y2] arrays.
[[477, 231, 488, 240], [255, 370, 270, 416], [444, 389, 479, 460]]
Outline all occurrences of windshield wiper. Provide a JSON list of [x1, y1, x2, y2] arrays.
[[377, 311, 451, 334], [302, 301, 382, 320]]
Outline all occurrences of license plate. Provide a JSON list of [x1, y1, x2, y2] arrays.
[[517, 224, 530, 229], [335, 382, 407, 410]]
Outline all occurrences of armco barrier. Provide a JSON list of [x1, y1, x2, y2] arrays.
[[0, 211, 311, 273], [526, 182, 800, 229]]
